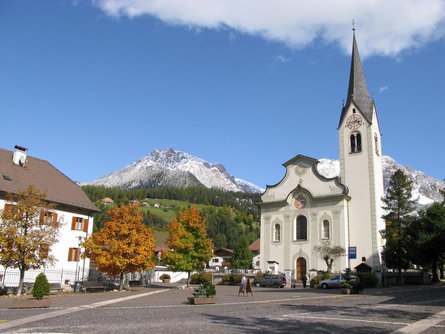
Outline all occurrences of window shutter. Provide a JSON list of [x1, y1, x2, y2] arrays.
[[68, 247, 73, 261], [71, 217, 76, 230], [4, 204, 12, 213], [52, 213, 58, 226], [75, 248, 80, 261], [39, 211, 45, 224], [83, 219, 89, 232]]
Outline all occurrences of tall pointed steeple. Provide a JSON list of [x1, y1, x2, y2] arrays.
[[339, 30, 373, 127]]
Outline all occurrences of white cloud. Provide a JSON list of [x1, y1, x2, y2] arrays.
[[275, 55, 291, 63], [228, 31, 236, 43], [93, 0, 445, 57], [379, 86, 389, 92]]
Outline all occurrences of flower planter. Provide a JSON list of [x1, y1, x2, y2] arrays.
[[341, 288, 359, 295], [187, 297, 218, 305], [162, 279, 171, 283], [11, 297, 51, 309]]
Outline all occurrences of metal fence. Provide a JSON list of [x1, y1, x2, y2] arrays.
[[0, 268, 78, 288]]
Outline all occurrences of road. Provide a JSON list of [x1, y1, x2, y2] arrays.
[[1, 284, 444, 333]]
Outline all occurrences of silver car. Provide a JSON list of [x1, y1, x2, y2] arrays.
[[319, 274, 358, 288]]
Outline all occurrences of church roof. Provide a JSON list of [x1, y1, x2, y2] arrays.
[[339, 31, 374, 127]]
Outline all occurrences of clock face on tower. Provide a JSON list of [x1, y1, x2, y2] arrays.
[[346, 114, 363, 130]]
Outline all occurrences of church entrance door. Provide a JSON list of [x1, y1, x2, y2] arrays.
[[296, 257, 307, 279]]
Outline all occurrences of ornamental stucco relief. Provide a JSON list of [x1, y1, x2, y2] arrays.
[[294, 162, 310, 177]]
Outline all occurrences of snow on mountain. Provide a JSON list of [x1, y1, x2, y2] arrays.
[[84, 148, 442, 203], [317, 156, 443, 206], [84, 148, 264, 193]]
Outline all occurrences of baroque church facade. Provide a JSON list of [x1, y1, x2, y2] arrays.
[[259, 31, 385, 282]]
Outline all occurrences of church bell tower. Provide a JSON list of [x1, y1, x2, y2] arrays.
[[338, 30, 385, 272]]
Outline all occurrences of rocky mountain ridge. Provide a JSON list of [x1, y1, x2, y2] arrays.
[[84, 149, 443, 206]]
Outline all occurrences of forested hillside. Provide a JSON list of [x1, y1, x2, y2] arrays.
[[82, 185, 261, 249]]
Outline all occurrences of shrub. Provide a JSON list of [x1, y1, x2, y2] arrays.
[[193, 278, 216, 298], [222, 274, 231, 282], [159, 274, 170, 280], [358, 272, 378, 288], [32, 273, 50, 300], [221, 273, 243, 284], [190, 272, 212, 284], [310, 276, 322, 287], [254, 272, 264, 280]]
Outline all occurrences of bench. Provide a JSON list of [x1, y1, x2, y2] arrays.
[[80, 281, 107, 293], [50, 283, 64, 294]]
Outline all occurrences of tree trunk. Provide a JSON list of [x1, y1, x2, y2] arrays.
[[186, 271, 190, 288], [16, 267, 26, 296], [119, 272, 124, 291]]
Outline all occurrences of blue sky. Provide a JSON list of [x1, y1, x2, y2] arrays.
[[1, 1, 444, 188]]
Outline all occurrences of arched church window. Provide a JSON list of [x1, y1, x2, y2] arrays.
[[296, 215, 307, 240], [322, 220, 330, 239], [273, 223, 281, 242], [350, 132, 362, 153]]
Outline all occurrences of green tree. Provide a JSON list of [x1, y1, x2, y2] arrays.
[[407, 202, 445, 282], [0, 185, 61, 296], [163, 206, 213, 288], [313, 241, 346, 273], [381, 169, 416, 284], [232, 236, 253, 269]]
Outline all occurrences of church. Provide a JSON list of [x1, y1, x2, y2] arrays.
[[259, 30, 385, 283]]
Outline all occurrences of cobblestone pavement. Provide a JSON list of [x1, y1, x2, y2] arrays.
[[0, 283, 444, 333]]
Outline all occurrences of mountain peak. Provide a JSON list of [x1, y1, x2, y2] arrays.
[[85, 148, 264, 193]]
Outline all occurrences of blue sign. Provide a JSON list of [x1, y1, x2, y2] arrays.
[[349, 247, 357, 259]]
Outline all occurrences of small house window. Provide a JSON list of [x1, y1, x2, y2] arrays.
[[350, 132, 362, 153], [322, 220, 330, 239], [274, 223, 281, 242], [40, 211, 58, 226], [71, 217, 89, 232], [68, 247, 81, 262]]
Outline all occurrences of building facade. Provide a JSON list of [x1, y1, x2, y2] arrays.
[[0, 146, 100, 285], [259, 32, 385, 281]]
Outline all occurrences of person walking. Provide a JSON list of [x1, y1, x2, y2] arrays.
[[302, 275, 307, 288]]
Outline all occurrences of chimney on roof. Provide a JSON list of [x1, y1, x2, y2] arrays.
[[13, 145, 28, 167]]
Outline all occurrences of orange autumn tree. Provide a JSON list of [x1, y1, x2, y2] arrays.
[[0, 185, 61, 296], [82, 203, 156, 291], [163, 206, 213, 287]]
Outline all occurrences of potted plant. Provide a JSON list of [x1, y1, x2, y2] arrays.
[[159, 273, 171, 283], [340, 268, 362, 294], [188, 278, 217, 305], [12, 273, 51, 309]]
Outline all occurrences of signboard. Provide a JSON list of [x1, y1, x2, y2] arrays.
[[349, 246, 357, 259]]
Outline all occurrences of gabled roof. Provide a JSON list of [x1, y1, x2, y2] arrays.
[[249, 238, 260, 252], [0, 148, 100, 213], [339, 31, 374, 127], [214, 248, 234, 256]]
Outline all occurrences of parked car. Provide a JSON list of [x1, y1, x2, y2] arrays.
[[319, 274, 358, 288], [253, 274, 286, 288]]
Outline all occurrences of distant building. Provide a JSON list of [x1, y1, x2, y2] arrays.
[[0, 146, 100, 285], [249, 238, 260, 270], [259, 31, 385, 283], [100, 197, 114, 204]]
